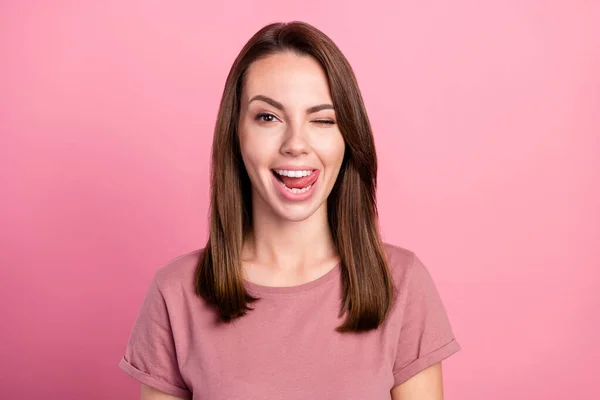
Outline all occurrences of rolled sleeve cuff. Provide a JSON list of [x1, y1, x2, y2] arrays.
[[392, 338, 461, 387], [118, 356, 192, 399]]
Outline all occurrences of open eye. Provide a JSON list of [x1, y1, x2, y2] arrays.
[[256, 113, 279, 123]]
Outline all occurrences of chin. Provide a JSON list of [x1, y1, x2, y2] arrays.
[[272, 202, 323, 223]]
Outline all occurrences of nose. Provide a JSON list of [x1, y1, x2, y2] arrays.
[[280, 122, 309, 157]]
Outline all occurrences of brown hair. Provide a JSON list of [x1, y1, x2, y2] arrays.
[[194, 21, 394, 333]]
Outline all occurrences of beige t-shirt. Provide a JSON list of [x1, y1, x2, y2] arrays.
[[119, 243, 460, 399]]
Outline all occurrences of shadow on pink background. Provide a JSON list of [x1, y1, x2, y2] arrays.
[[1, 1, 598, 399]]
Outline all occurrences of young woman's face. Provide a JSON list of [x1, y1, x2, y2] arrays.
[[238, 52, 345, 222]]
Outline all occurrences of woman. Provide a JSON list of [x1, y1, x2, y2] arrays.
[[119, 21, 460, 399]]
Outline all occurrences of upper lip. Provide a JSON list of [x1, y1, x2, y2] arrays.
[[271, 166, 317, 171]]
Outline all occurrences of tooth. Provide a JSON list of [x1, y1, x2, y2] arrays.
[[274, 169, 314, 178]]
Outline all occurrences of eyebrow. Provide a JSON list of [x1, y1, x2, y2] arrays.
[[249, 95, 334, 114]]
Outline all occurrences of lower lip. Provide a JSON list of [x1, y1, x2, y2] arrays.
[[271, 171, 319, 202]]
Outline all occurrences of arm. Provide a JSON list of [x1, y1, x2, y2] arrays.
[[118, 272, 192, 399], [141, 384, 187, 400], [391, 362, 443, 400]]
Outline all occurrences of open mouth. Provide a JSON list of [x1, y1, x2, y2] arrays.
[[271, 169, 318, 194]]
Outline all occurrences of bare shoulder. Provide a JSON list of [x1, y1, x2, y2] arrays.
[[141, 384, 188, 400]]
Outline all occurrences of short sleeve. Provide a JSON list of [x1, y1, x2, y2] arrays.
[[392, 253, 461, 387], [118, 273, 192, 399]]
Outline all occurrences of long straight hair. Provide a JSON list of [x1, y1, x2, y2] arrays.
[[194, 21, 394, 332]]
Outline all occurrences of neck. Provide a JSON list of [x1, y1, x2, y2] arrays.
[[242, 201, 338, 273]]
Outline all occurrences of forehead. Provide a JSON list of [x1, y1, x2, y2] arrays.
[[242, 52, 332, 104]]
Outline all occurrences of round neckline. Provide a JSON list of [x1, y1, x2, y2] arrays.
[[242, 262, 342, 294]]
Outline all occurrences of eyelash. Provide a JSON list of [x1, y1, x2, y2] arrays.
[[255, 113, 336, 125]]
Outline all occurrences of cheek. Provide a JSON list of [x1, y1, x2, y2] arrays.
[[239, 130, 273, 171], [316, 133, 345, 167]]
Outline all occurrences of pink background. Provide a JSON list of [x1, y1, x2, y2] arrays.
[[1, 1, 599, 399]]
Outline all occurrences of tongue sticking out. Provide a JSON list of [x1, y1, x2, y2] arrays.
[[276, 171, 319, 189]]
